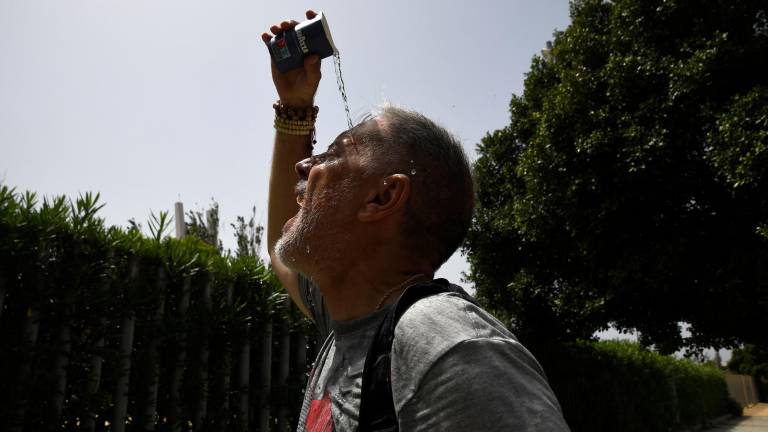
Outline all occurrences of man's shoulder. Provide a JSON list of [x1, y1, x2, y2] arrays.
[[394, 289, 517, 349], [390, 290, 523, 409]]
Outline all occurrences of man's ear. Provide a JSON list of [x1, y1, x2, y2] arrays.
[[358, 174, 410, 222]]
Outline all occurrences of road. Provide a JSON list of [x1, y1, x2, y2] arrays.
[[705, 404, 768, 432]]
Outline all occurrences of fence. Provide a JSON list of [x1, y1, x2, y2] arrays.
[[726, 374, 759, 407], [0, 187, 314, 431]]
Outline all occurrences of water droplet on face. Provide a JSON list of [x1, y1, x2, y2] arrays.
[[410, 169, 417, 175], [410, 159, 414, 164], [306, 246, 310, 254]]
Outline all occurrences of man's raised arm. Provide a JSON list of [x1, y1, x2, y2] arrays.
[[263, 10, 321, 319]]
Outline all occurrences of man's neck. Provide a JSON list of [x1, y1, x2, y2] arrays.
[[311, 262, 433, 322]]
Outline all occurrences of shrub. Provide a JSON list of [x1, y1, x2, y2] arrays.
[[537, 340, 738, 432], [0, 186, 310, 431]]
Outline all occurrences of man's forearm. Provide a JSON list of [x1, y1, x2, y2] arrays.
[[267, 131, 313, 256], [261, 12, 322, 319]]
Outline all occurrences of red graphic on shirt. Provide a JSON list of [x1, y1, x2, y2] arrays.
[[306, 392, 333, 432]]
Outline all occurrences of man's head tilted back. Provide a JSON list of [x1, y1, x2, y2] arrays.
[[275, 105, 474, 281]]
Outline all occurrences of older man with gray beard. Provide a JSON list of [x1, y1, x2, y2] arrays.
[[264, 10, 570, 432]]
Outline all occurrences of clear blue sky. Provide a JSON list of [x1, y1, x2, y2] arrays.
[[1, 0, 572, 289]]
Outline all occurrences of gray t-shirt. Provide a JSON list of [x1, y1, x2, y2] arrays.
[[296, 275, 570, 432]]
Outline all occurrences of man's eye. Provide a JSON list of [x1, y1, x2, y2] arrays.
[[310, 146, 341, 165], [327, 144, 341, 156], [311, 153, 330, 164]]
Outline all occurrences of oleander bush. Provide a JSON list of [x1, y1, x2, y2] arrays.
[[0, 185, 311, 431], [538, 340, 740, 432]]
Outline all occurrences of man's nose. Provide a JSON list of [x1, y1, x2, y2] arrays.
[[295, 157, 312, 180]]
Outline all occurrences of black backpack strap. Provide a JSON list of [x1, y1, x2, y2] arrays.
[[357, 278, 477, 432]]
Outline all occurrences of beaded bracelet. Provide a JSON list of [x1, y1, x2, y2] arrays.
[[273, 101, 319, 120], [273, 100, 318, 140]]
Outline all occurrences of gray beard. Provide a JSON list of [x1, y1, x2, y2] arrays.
[[274, 178, 355, 276], [274, 207, 313, 272]]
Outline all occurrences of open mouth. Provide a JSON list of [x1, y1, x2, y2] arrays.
[[295, 181, 307, 208]]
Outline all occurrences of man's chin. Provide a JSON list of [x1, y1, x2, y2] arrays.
[[274, 238, 302, 271], [275, 240, 296, 270]]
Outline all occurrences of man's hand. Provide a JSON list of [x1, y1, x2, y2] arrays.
[[261, 10, 322, 109]]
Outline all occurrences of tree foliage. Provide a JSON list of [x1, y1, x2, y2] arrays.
[[466, 0, 768, 353]]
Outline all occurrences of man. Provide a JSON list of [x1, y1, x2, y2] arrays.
[[263, 10, 570, 432]]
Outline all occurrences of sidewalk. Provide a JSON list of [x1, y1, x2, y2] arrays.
[[704, 404, 768, 431]]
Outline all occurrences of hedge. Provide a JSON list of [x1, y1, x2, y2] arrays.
[[538, 339, 741, 432], [0, 186, 312, 431]]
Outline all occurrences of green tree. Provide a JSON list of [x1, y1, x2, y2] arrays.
[[231, 205, 263, 258], [185, 199, 224, 253], [466, 0, 768, 353]]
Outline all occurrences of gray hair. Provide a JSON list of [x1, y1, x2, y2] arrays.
[[363, 104, 475, 269]]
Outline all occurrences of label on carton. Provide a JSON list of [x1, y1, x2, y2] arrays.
[[273, 37, 291, 61]]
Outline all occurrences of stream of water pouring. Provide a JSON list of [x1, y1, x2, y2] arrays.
[[333, 53, 354, 132]]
